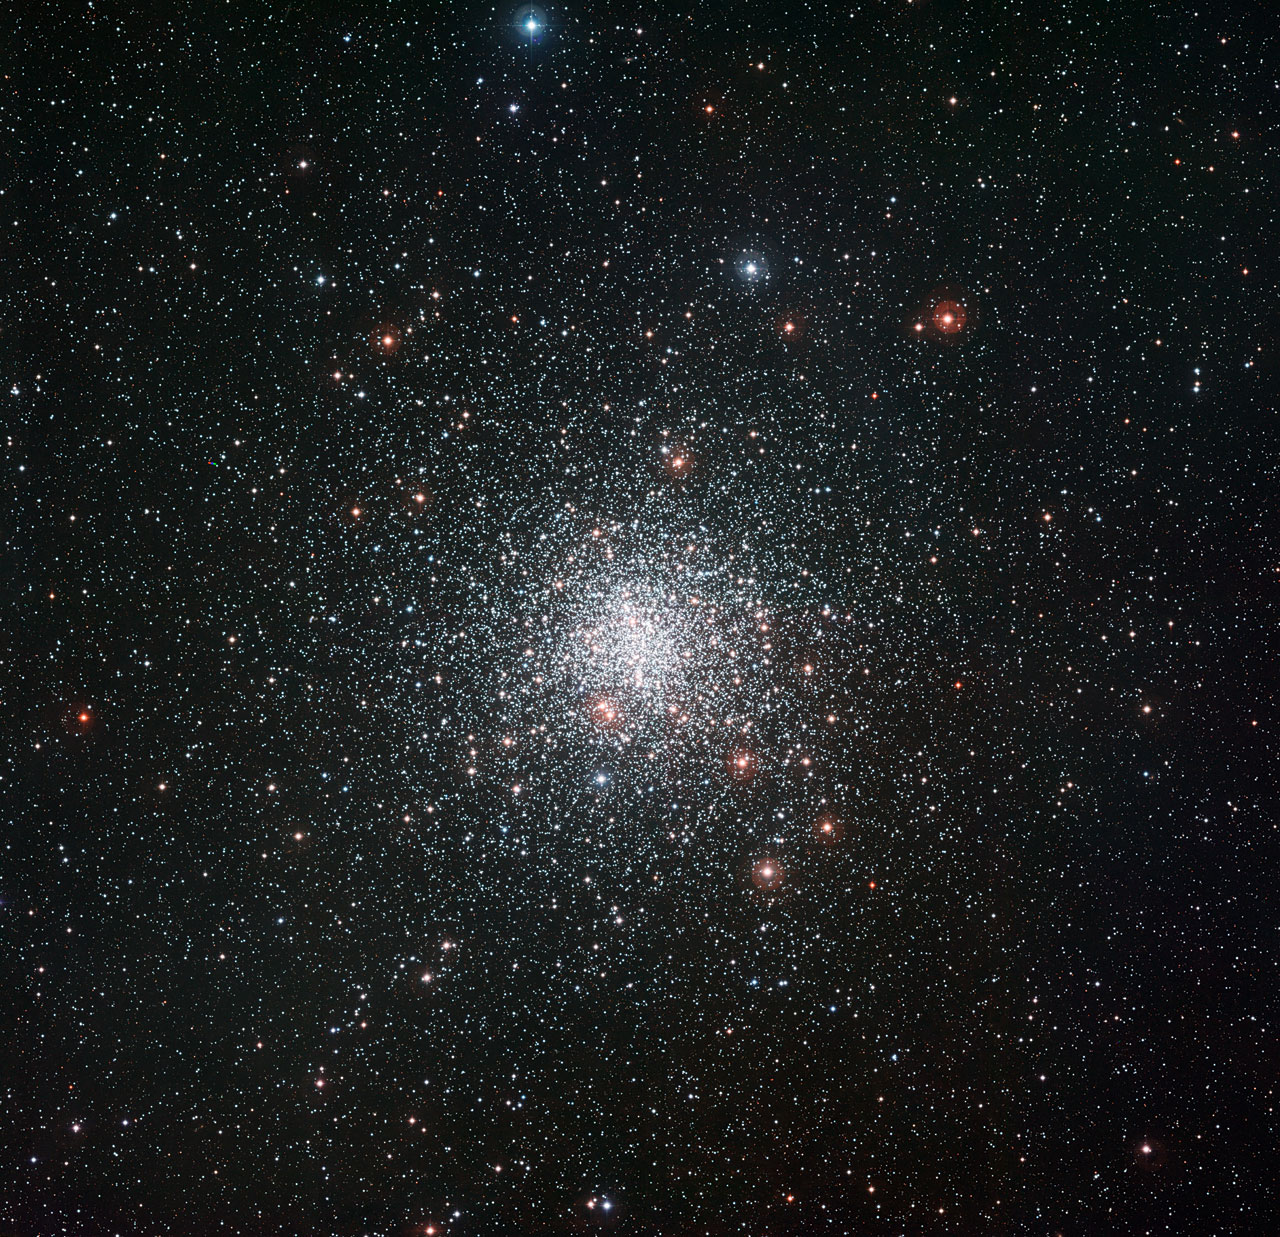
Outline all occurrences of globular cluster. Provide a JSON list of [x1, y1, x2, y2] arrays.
[[5, 4, 1276, 1235]]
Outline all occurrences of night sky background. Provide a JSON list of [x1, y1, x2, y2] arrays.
[[6, 2, 1277, 1234]]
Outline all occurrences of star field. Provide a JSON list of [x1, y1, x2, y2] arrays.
[[5, 3, 1276, 1234]]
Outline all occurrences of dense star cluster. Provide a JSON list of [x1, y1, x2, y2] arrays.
[[5, 3, 1275, 1235]]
